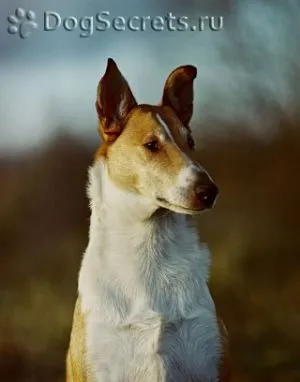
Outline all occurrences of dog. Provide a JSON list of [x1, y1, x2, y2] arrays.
[[66, 58, 230, 382]]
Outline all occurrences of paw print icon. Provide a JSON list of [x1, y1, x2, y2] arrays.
[[7, 8, 38, 39]]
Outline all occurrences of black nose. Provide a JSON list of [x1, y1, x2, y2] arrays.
[[195, 182, 219, 209]]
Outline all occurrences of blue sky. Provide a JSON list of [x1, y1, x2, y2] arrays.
[[0, 0, 299, 153]]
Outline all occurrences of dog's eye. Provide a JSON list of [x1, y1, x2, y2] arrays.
[[144, 140, 159, 153], [187, 135, 195, 150]]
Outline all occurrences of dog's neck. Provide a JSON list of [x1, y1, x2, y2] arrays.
[[87, 159, 161, 234], [79, 159, 215, 324]]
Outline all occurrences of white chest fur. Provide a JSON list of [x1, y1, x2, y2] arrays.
[[78, 161, 222, 381]]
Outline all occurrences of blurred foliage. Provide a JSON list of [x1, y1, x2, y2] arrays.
[[0, 119, 300, 381]]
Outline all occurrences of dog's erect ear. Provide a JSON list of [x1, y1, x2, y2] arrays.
[[161, 65, 197, 128], [96, 58, 137, 143]]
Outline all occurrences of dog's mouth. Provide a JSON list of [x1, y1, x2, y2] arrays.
[[156, 196, 204, 215]]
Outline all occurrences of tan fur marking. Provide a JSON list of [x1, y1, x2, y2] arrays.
[[66, 297, 91, 382], [96, 104, 191, 155], [102, 105, 190, 193], [94, 142, 109, 161]]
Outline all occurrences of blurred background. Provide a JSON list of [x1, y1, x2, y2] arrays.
[[1, 0, 300, 381]]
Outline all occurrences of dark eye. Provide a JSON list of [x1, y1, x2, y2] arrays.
[[144, 140, 159, 153], [187, 135, 195, 150]]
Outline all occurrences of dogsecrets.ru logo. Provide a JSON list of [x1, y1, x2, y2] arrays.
[[7, 8, 38, 39], [7, 7, 224, 39]]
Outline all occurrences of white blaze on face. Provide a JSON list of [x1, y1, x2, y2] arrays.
[[155, 113, 175, 143], [156, 113, 188, 141], [155, 112, 202, 195]]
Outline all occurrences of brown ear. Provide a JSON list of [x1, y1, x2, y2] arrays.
[[96, 58, 137, 143], [161, 65, 197, 128]]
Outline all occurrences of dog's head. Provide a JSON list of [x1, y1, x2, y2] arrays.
[[94, 58, 218, 215]]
